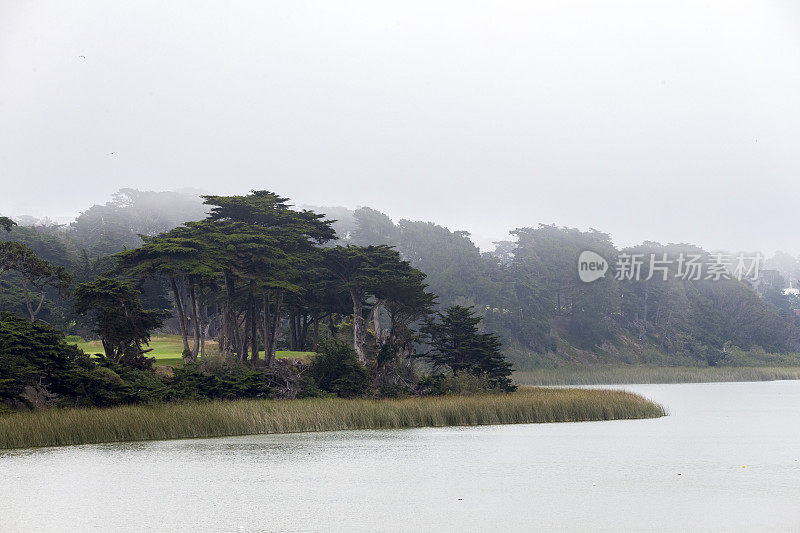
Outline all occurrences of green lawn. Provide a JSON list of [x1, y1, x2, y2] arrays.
[[71, 335, 315, 366]]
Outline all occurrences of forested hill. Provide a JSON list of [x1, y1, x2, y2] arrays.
[[309, 205, 800, 368], [2, 189, 799, 369]]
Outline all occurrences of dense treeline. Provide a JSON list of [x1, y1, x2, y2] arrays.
[[2, 188, 800, 376], [0, 189, 204, 330], [323, 206, 800, 366], [1, 191, 515, 411]]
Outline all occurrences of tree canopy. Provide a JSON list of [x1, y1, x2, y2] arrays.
[[0, 241, 72, 321]]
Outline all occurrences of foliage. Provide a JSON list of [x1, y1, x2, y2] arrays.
[[69, 188, 209, 256], [0, 241, 72, 321], [167, 360, 272, 401], [420, 305, 516, 391], [307, 340, 371, 398], [322, 244, 434, 364], [0, 312, 85, 408], [74, 278, 169, 367], [417, 372, 506, 396], [0, 217, 16, 232], [6, 188, 800, 418]]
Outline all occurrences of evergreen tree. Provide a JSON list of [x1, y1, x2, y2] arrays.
[[0, 217, 15, 232], [0, 241, 72, 321], [421, 305, 516, 391], [74, 278, 170, 368], [0, 312, 83, 408]]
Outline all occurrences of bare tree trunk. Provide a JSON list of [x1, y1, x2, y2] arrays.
[[300, 314, 310, 352], [369, 300, 385, 344], [200, 321, 208, 359], [188, 280, 200, 361], [218, 306, 225, 354], [289, 311, 298, 351], [266, 291, 283, 366], [197, 283, 207, 359], [249, 283, 259, 362], [261, 291, 272, 365], [350, 287, 367, 363], [312, 315, 320, 352], [20, 279, 44, 322], [169, 275, 191, 356], [232, 312, 244, 359], [223, 270, 238, 358], [242, 305, 251, 363], [102, 338, 114, 360], [217, 306, 227, 356]]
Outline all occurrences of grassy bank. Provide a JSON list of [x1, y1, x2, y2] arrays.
[[0, 387, 663, 450], [514, 366, 800, 386], [72, 335, 315, 366]]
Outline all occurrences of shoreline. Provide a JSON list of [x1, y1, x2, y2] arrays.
[[0, 387, 664, 450], [514, 366, 800, 386]]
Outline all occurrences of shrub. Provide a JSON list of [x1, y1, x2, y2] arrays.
[[166, 358, 271, 401], [0, 312, 84, 409], [308, 341, 371, 398], [418, 372, 505, 396], [420, 305, 516, 392]]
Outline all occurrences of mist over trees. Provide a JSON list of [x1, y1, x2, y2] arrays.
[[2, 188, 800, 372], [2, 190, 519, 410], [315, 204, 800, 367]]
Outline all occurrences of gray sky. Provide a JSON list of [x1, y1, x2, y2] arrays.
[[2, 1, 799, 252]]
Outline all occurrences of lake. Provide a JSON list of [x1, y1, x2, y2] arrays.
[[2, 381, 799, 532]]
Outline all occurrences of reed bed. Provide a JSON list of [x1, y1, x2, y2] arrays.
[[0, 387, 663, 450], [514, 366, 800, 386]]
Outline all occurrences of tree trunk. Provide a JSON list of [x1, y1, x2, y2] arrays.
[[217, 306, 226, 356], [299, 314, 310, 352], [188, 280, 201, 361], [20, 279, 44, 322], [249, 283, 259, 362], [369, 300, 385, 344], [350, 287, 367, 363], [262, 291, 271, 365], [289, 311, 298, 351], [200, 321, 208, 360], [266, 291, 283, 366], [223, 270, 238, 357], [102, 338, 114, 360], [170, 275, 191, 356], [242, 304, 251, 363], [312, 315, 320, 352], [197, 283, 207, 359]]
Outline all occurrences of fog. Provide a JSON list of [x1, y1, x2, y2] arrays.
[[2, 1, 799, 252]]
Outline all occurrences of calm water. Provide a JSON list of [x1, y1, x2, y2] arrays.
[[2, 381, 800, 532]]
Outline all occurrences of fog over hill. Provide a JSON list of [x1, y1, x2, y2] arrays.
[[3, 2, 800, 255]]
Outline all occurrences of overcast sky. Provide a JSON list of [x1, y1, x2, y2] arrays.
[[1, 1, 799, 252]]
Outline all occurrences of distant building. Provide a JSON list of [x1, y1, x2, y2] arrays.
[[782, 280, 800, 296]]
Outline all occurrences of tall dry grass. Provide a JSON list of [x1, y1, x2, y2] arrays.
[[514, 366, 800, 386], [0, 387, 663, 449]]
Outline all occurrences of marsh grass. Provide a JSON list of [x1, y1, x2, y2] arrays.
[[514, 366, 800, 386], [0, 387, 663, 449]]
